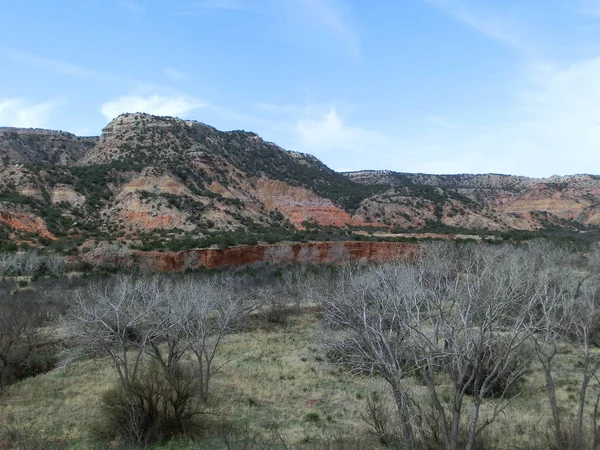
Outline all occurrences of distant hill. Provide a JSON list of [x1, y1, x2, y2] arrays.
[[0, 127, 97, 167], [0, 113, 597, 252]]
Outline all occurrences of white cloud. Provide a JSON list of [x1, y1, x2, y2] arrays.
[[0, 98, 63, 128], [294, 107, 408, 170], [164, 68, 191, 82], [297, 108, 378, 152], [100, 94, 208, 120]]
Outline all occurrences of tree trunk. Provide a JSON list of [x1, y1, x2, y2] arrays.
[[539, 352, 563, 448], [390, 379, 415, 449], [465, 401, 481, 450]]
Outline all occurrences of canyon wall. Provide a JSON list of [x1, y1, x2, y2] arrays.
[[73, 241, 418, 272]]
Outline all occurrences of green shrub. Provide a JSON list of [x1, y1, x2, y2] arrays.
[[98, 363, 205, 445]]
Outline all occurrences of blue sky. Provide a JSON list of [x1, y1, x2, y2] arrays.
[[1, 0, 600, 177]]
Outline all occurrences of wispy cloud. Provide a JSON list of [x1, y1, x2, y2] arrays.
[[422, 0, 529, 54], [118, 0, 145, 14], [183, 0, 250, 15], [397, 56, 600, 177], [0, 98, 64, 128], [182, 0, 359, 59], [100, 93, 208, 120], [298, 0, 360, 59], [0, 46, 132, 84], [164, 67, 191, 82]]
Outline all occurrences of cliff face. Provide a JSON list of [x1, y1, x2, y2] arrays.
[[0, 128, 97, 167], [74, 241, 417, 272], [0, 204, 55, 239], [254, 179, 380, 228]]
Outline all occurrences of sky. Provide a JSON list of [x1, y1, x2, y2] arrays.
[[1, 0, 600, 177]]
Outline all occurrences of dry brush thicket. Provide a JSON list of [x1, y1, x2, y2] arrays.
[[315, 241, 600, 450], [1, 241, 600, 449]]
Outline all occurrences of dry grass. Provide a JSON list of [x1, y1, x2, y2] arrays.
[[0, 311, 599, 449], [0, 312, 385, 448]]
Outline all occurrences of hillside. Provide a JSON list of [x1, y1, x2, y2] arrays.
[[0, 113, 598, 253], [345, 170, 600, 232], [0, 127, 97, 167]]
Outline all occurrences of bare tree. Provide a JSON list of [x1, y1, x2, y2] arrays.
[[407, 244, 539, 450], [264, 244, 294, 265], [319, 243, 541, 450], [68, 273, 261, 443], [527, 241, 600, 449], [317, 262, 424, 448], [327, 242, 350, 263], [68, 276, 168, 387], [0, 293, 47, 386], [68, 274, 259, 400], [565, 276, 600, 449], [170, 275, 261, 402]]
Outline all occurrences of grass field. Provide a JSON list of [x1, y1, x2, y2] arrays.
[[0, 308, 598, 449]]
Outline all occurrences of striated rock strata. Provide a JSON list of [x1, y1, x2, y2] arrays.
[[72, 241, 417, 272]]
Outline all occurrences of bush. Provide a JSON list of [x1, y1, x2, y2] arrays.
[[361, 391, 402, 448], [451, 337, 531, 398], [98, 363, 205, 445], [2, 347, 57, 385]]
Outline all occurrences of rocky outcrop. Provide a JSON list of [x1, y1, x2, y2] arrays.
[[0, 127, 97, 167], [50, 185, 85, 205], [0, 204, 55, 239], [254, 179, 378, 228]]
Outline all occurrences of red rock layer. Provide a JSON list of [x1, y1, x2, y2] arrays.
[[0, 209, 55, 239], [73, 241, 417, 272]]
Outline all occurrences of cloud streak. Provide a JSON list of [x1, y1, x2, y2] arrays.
[[183, 0, 251, 15], [298, 0, 360, 59], [183, 0, 359, 59], [0, 46, 133, 84], [118, 1, 145, 14], [422, 0, 529, 54]]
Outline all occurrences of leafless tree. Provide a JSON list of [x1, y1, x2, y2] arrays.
[[264, 244, 294, 265], [68, 274, 260, 400], [68, 276, 168, 387], [68, 273, 261, 443], [564, 276, 600, 449], [319, 243, 542, 450], [316, 261, 424, 448], [297, 246, 319, 264], [327, 242, 350, 263], [526, 241, 600, 449], [169, 275, 261, 402], [0, 293, 47, 386], [44, 253, 66, 277], [0, 252, 45, 276]]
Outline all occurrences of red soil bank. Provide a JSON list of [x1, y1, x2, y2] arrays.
[[77, 241, 418, 272]]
